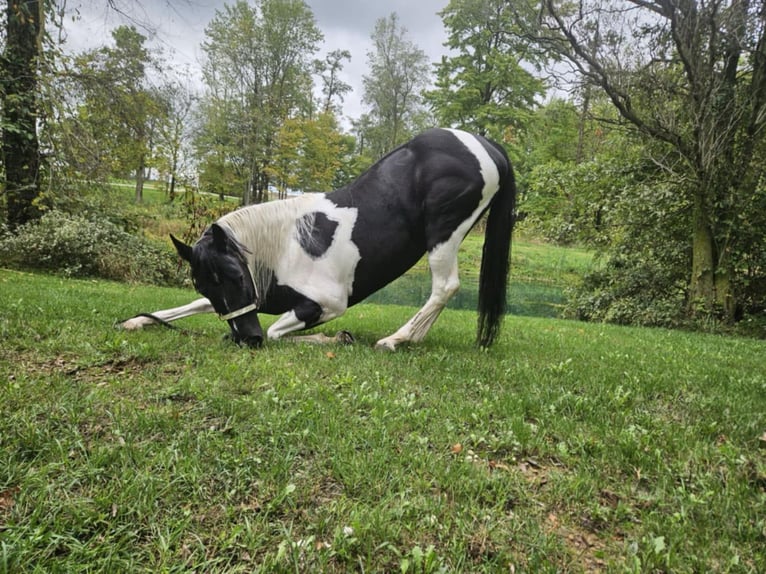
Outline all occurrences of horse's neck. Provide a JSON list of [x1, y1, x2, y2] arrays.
[[217, 196, 317, 289]]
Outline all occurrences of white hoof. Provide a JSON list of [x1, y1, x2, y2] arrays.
[[374, 339, 398, 352], [120, 316, 152, 330]]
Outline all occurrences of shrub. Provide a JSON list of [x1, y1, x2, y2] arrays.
[[0, 210, 183, 285]]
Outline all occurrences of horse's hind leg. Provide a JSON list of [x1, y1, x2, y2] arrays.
[[375, 242, 461, 351]]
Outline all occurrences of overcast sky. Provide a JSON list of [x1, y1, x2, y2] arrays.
[[61, 0, 453, 124]]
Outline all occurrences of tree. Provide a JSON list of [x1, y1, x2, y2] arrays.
[[531, 0, 766, 322], [361, 13, 431, 157], [198, 0, 322, 204], [154, 75, 197, 201], [427, 0, 544, 147], [1, 0, 44, 228], [269, 112, 345, 195], [314, 49, 351, 115], [64, 26, 167, 202]]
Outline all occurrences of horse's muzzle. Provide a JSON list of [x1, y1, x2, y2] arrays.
[[239, 334, 263, 348]]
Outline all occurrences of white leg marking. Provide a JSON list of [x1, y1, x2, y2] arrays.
[[266, 310, 307, 340], [375, 242, 461, 351], [282, 331, 355, 345], [120, 297, 215, 330], [267, 307, 349, 343]]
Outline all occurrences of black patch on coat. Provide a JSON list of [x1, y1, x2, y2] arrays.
[[258, 281, 324, 328], [297, 212, 338, 259]]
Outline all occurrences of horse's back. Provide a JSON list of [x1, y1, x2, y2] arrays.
[[325, 128, 508, 304]]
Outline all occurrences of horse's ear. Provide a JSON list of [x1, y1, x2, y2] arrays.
[[170, 234, 194, 263], [210, 223, 229, 253]]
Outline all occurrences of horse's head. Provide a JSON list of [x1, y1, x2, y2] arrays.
[[171, 224, 264, 348]]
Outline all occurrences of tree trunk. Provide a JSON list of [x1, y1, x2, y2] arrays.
[[689, 193, 736, 321], [134, 154, 145, 203], [2, 0, 43, 229], [689, 190, 719, 315]]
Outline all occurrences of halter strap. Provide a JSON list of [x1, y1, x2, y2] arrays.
[[218, 262, 260, 322], [219, 302, 258, 322]]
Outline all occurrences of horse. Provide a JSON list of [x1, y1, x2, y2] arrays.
[[120, 128, 516, 351]]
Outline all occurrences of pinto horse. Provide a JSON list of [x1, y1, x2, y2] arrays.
[[121, 128, 516, 350]]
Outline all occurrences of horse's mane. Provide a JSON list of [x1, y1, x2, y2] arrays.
[[216, 196, 316, 301]]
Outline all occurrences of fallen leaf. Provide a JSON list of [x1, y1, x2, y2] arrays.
[[0, 487, 19, 511], [326, 352, 336, 359], [547, 512, 560, 529]]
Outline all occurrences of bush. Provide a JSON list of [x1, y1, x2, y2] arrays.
[[0, 210, 184, 285], [565, 259, 687, 328]]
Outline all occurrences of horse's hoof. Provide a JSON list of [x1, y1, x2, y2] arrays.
[[336, 330, 355, 345], [374, 340, 397, 352], [119, 317, 144, 330]]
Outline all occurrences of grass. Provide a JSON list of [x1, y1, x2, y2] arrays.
[[1, 268, 765, 572]]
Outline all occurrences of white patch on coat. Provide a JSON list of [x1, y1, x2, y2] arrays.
[[219, 194, 360, 321]]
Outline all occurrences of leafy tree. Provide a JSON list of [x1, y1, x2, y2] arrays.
[[529, 0, 766, 322], [269, 112, 345, 195], [194, 95, 247, 199], [61, 26, 167, 202], [314, 49, 351, 115], [153, 76, 197, 201], [197, 0, 322, 204], [427, 0, 544, 147], [361, 13, 431, 158], [1, 0, 44, 228]]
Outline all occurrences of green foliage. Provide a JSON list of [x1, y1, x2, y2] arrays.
[[197, 0, 323, 203], [269, 113, 347, 193], [2, 0, 45, 228], [529, 0, 766, 322], [53, 26, 168, 197], [359, 13, 432, 158], [1, 271, 765, 572], [566, 249, 689, 328], [427, 0, 544, 145], [0, 211, 182, 285], [522, 159, 622, 245]]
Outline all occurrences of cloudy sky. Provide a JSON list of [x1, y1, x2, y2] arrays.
[[62, 0, 453, 123]]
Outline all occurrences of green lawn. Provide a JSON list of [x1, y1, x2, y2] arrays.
[[1, 269, 764, 573]]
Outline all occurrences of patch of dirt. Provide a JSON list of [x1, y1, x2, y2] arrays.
[[21, 354, 188, 392], [546, 510, 611, 572]]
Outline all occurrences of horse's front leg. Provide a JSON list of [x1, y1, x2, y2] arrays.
[[120, 297, 216, 330], [267, 298, 351, 345]]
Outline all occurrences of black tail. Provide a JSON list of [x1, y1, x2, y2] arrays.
[[477, 152, 516, 348]]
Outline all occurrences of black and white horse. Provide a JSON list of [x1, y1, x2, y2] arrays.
[[121, 128, 516, 350]]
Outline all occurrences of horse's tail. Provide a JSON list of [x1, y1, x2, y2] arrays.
[[477, 151, 516, 348]]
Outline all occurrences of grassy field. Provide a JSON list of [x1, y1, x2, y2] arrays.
[[1, 268, 764, 573]]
